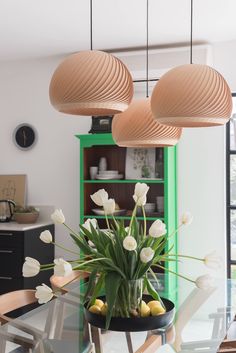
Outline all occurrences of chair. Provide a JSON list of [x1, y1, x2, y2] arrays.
[[49, 272, 95, 353], [0, 290, 48, 353], [50, 270, 89, 293]]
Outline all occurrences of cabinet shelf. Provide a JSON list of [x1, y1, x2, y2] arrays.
[[84, 214, 165, 221], [84, 179, 164, 184]]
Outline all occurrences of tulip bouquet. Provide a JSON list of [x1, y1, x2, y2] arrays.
[[22, 182, 221, 328]]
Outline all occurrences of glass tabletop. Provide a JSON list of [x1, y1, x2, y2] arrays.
[[1, 275, 236, 353]]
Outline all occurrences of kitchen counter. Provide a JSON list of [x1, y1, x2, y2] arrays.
[[0, 221, 53, 231]]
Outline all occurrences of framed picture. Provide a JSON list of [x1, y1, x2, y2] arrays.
[[125, 148, 156, 179], [0, 175, 27, 206]]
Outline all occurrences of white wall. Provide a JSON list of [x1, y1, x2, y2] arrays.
[[1, 41, 236, 281], [0, 57, 91, 258]]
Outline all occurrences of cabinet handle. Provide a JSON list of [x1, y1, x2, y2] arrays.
[[0, 276, 12, 280], [0, 250, 13, 254], [0, 232, 13, 236]]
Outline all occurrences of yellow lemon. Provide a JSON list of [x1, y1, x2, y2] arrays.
[[147, 300, 162, 310], [94, 299, 104, 309], [140, 303, 151, 317], [151, 305, 166, 316], [101, 303, 108, 316], [89, 305, 101, 315], [141, 300, 146, 306]]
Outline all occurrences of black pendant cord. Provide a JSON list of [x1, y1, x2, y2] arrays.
[[90, 0, 93, 50], [190, 0, 193, 64], [146, 0, 149, 98]]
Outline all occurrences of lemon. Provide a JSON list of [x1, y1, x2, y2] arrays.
[[147, 300, 162, 309], [89, 305, 101, 315], [140, 303, 151, 317], [151, 305, 166, 316], [94, 299, 104, 309], [101, 303, 108, 316]]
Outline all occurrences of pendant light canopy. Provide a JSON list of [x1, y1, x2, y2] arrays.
[[49, 50, 134, 116], [151, 64, 232, 127], [112, 99, 182, 147]]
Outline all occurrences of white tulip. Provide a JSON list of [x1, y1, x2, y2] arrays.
[[35, 284, 54, 304], [22, 257, 40, 277], [133, 183, 149, 206], [195, 274, 215, 290], [149, 220, 167, 238], [103, 198, 116, 215], [90, 189, 109, 207], [123, 236, 137, 251], [51, 209, 65, 224], [204, 251, 222, 270], [88, 240, 95, 247], [54, 258, 73, 277], [181, 212, 193, 225], [140, 247, 154, 263], [82, 218, 97, 232], [40, 230, 53, 243]]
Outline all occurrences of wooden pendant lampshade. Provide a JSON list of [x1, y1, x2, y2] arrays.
[[112, 99, 182, 147], [151, 64, 232, 128], [49, 50, 134, 116]]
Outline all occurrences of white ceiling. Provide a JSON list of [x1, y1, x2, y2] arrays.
[[0, 0, 236, 61]]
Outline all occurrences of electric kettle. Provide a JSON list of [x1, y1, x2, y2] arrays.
[[0, 200, 16, 222]]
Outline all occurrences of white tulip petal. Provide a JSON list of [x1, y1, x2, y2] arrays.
[[51, 209, 65, 224], [123, 236, 137, 251], [40, 230, 53, 243]]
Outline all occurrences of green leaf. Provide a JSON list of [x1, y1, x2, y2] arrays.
[[83, 269, 97, 303], [70, 233, 93, 255], [145, 277, 159, 301], [88, 274, 105, 307], [105, 272, 122, 329]]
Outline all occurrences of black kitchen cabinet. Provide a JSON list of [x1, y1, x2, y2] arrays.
[[0, 223, 54, 295]]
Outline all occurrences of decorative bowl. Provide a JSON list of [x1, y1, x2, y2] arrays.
[[84, 295, 175, 332], [13, 212, 39, 224]]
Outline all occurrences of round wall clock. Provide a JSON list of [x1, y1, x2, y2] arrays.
[[13, 123, 37, 150]]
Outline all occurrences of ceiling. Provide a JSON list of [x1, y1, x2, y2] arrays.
[[1, 0, 236, 61]]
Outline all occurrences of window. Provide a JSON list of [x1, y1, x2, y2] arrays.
[[226, 93, 236, 278]]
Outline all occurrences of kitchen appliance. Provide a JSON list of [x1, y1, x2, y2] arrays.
[[0, 200, 16, 222]]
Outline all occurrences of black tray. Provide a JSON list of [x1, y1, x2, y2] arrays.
[[84, 295, 175, 332]]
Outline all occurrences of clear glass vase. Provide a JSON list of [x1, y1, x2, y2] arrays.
[[113, 279, 143, 318]]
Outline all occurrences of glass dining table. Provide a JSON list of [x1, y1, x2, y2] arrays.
[[1, 275, 236, 353]]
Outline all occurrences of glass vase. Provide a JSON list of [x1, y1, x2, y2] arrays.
[[113, 279, 143, 318]]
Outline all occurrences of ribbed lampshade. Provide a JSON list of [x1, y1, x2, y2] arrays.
[[49, 50, 134, 116], [151, 64, 232, 127], [112, 99, 182, 147]]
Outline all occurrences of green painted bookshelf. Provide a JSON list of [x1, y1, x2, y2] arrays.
[[76, 133, 178, 304]]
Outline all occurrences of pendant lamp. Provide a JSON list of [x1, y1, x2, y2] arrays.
[[112, 98, 182, 147], [112, 0, 182, 147], [49, 1, 133, 116], [150, 0, 232, 128]]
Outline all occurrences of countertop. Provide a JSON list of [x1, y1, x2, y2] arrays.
[[0, 221, 53, 231]]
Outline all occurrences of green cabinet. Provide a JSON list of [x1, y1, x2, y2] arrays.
[[76, 133, 178, 302]]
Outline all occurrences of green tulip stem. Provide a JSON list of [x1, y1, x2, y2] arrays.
[[112, 215, 119, 229], [51, 241, 80, 255], [40, 264, 54, 268], [104, 213, 111, 230], [128, 204, 138, 235], [153, 264, 195, 284], [161, 254, 204, 262], [167, 224, 183, 240], [63, 223, 79, 237], [141, 205, 146, 237]]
